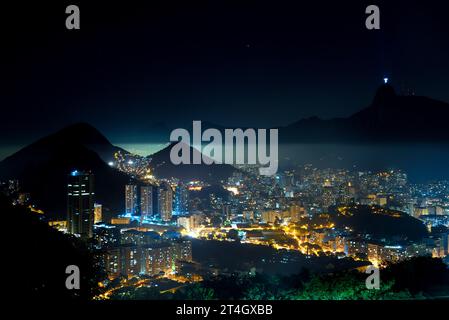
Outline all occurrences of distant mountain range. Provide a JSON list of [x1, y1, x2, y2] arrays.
[[128, 84, 449, 144], [275, 85, 449, 182], [1, 85, 448, 218], [279, 84, 449, 143]]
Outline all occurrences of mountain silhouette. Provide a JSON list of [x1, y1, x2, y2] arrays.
[[280, 84, 449, 143], [1, 194, 103, 300], [0, 123, 132, 219], [148, 142, 237, 184], [131, 85, 449, 145]]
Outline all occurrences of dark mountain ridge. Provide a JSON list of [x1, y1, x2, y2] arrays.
[[280, 85, 449, 143], [0, 123, 132, 219], [148, 142, 237, 184], [156, 85, 449, 144]]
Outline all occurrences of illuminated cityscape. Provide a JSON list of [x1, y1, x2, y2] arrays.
[[4, 0, 449, 306], [5, 155, 447, 299], [1, 133, 448, 300]]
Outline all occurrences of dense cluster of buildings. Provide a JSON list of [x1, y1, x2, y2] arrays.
[[3, 159, 448, 283], [124, 181, 188, 222], [344, 239, 431, 266], [99, 229, 192, 278], [60, 170, 193, 280], [232, 166, 449, 265], [222, 165, 449, 224]]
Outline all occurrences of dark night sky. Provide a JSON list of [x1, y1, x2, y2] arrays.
[[5, 0, 449, 150]]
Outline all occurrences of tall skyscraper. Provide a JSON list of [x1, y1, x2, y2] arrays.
[[158, 181, 173, 222], [67, 170, 95, 239], [174, 183, 189, 216], [140, 185, 153, 221], [125, 184, 138, 216]]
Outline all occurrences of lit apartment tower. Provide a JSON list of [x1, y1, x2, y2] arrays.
[[152, 186, 159, 216], [173, 183, 189, 216], [158, 181, 173, 222], [125, 184, 138, 216], [177, 213, 203, 232], [321, 185, 335, 211], [67, 170, 95, 239], [140, 185, 153, 220], [94, 203, 102, 224], [222, 204, 231, 221]]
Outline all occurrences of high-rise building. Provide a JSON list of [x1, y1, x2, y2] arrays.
[[177, 213, 203, 232], [94, 203, 102, 224], [242, 210, 254, 221], [288, 204, 306, 222], [222, 204, 232, 221], [262, 210, 282, 224], [67, 170, 95, 239], [125, 184, 138, 216], [174, 183, 189, 216], [140, 185, 153, 221], [158, 181, 173, 222], [321, 185, 336, 211], [103, 239, 192, 278], [152, 186, 159, 216]]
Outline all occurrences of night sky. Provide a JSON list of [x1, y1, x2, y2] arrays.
[[5, 0, 449, 152]]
